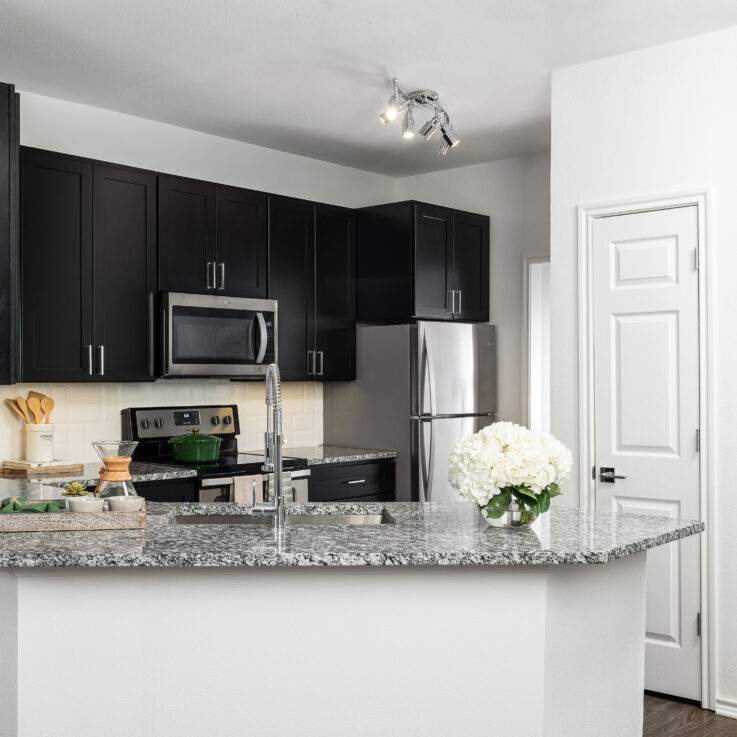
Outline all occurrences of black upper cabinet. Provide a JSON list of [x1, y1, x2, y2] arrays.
[[268, 196, 314, 381], [20, 148, 156, 382], [93, 165, 157, 381], [357, 201, 490, 323], [314, 205, 356, 381], [159, 176, 267, 298], [414, 203, 454, 319], [21, 149, 94, 382], [0, 82, 19, 385], [269, 197, 356, 382], [158, 175, 215, 294], [216, 186, 268, 298], [452, 210, 489, 321]]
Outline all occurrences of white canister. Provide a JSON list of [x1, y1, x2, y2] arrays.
[[25, 424, 55, 462]]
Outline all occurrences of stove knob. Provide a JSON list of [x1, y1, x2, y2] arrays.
[[211, 416, 221, 426], [223, 415, 233, 426], [141, 419, 151, 430], [154, 418, 164, 429]]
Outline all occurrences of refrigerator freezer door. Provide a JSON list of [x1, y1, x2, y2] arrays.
[[411, 415, 495, 502], [412, 322, 496, 417]]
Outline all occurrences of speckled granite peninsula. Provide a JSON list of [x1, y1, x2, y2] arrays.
[[0, 502, 703, 567], [283, 444, 398, 465], [0, 503, 703, 737]]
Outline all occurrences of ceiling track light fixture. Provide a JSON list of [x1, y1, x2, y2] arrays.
[[379, 78, 461, 155]]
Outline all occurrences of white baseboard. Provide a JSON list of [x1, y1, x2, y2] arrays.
[[715, 697, 737, 720]]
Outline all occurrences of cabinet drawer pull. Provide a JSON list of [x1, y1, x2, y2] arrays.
[[206, 261, 214, 289], [446, 290, 454, 314], [344, 479, 367, 485], [317, 350, 324, 377], [456, 290, 462, 316], [218, 262, 225, 290]]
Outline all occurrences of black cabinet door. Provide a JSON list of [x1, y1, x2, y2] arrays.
[[452, 211, 489, 322], [93, 165, 157, 382], [268, 196, 314, 381], [0, 83, 18, 385], [20, 149, 94, 382], [314, 205, 356, 381], [158, 175, 216, 294], [215, 185, 268, 297], [414, 203, 454, 320]]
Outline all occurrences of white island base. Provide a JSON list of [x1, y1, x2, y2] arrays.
[[0, 554, 647, 737]]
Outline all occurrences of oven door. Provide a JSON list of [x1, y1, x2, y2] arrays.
[[162, 293, 277, 377], [198, 470, 310, 503]]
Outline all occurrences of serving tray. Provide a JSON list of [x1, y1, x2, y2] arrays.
[[0, 499, 146, 533]]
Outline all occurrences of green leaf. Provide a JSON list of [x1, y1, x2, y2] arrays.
[[539, 489, 551, 514], [487, 490, 512, 509], [484, 507, 506, 519], [512, 486, 537, 502], [547, 483, 563, 499], [510, 489, 538, 515]]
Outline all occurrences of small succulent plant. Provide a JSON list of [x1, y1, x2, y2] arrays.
[[62, 481, 89, 496]]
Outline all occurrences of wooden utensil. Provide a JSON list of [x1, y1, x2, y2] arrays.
[[14, 397, 32, 424], [40, 396, 54, 424], [4, 399, 27, 423], [27, 396, 43, 424]]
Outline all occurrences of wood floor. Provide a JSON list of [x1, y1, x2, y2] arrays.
[[644, 692, 737, 736]]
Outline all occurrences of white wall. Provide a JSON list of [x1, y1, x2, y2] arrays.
[[19, 92, 395, 208], [396, 152, 551, 424], [550, 26, 737, 715]]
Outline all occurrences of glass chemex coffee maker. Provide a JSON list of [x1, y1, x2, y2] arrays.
[[92, 441, 139, 498]]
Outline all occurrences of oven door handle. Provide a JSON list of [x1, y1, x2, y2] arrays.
[[255, 312, 268, 364], [200, 477, 235, 488]]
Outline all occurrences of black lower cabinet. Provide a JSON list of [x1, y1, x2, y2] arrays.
[[20, 148, 156, 382], [135, 478, 196, 503], [308, 460, 395, 502]]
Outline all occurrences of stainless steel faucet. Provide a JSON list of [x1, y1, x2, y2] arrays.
[[253, 364, 285, 534]]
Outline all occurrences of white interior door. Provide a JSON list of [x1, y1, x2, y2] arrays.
[[591, 206, 701, 700]]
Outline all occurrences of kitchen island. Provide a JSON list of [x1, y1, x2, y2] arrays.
[[0, 502, 702, 737]]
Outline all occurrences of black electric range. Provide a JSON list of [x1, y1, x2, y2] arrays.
[[121, 405, 309, 501]]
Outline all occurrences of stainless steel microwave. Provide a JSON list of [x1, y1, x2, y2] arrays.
[[161, 293, 277, 378]]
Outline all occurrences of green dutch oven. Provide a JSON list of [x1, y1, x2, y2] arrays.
[[168, 428, 222, 463]]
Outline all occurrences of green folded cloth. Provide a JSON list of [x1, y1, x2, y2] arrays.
[[0, 496, 26, 513], [0, 497, 65, 514]]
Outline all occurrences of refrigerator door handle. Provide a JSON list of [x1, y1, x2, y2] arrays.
[[422, 328, 438, 418], [419, 419, 434, 502]]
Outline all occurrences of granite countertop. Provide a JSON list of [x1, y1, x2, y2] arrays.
[[0, 462, 197, 500], [283, 445, 398, 466], [0, 502, 703, 568]]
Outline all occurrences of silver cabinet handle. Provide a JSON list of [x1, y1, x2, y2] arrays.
[[206, 261, 214, 289], [599, 467, 626, 483], [307, 350, 315, 376], [317, 350, 324, 377], [456, 290, 462, 316], [446, 290, 454, 315], [345, 479, 366, 485], [218, 262, 225, 290], [84, 345, 93, 376], [97, 345, 105, 376]]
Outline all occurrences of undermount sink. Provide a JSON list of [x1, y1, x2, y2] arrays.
[[172, 512, 393, 526]]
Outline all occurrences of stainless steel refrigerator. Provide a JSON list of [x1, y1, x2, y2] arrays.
[[323, 322, 497, 502]]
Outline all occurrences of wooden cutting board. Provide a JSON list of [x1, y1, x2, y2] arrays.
[[1, 463, 85, 478]]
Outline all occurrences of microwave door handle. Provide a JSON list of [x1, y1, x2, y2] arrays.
[[255, 312, 268, 364]]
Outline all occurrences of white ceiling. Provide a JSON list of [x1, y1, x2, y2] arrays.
[[1, 0, 737, 177]]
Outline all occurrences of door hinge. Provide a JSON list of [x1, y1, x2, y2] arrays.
[[694, 246, 699, 271], [697, 612, 702, 637], [696, 428, 700, 453]]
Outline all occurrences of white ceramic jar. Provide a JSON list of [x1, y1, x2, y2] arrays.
[[25, 423, 54, 462]]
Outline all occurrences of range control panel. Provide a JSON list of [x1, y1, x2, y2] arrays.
[[122, 405, 239, 440]]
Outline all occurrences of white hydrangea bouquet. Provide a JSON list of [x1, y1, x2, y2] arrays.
[[448, 422, 572, 526]]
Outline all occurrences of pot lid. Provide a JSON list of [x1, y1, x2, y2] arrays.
[[168, 429, 221, 446]]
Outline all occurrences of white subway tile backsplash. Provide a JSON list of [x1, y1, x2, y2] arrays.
[[0, 381, 323, 463]]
